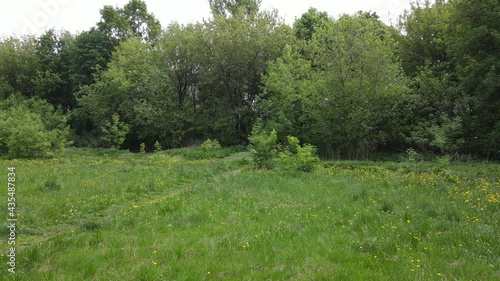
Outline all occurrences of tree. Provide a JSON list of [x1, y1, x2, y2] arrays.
[[68, 28, 115, 88], [159, 23, 205, 110], [397, 0, 451, 78], [0, 36, 40, 97], [447, 0, 500, 156], [197, 8, 293, 145], [293, 7, 331, 42], [261, 13, 409, 158], [397, 0, 500, 157], [97, 0, 162, 43], [34, 29, 75, 109], [100, 113, 129, 148], [209, 0, 262, 17], [258, 44, 316, 144], [75, 37, 179, 148]]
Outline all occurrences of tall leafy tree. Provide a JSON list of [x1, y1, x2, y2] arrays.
[[34, 29, 75, 109], [312, 15, 409, 158], [293, 7, 331, 42], [397, 0, 451, 78], [198, 7, 293, 144], [262, 13, 409, 158], [75, 37, 178, 148], [68, 28, 115, 88], [97, 0, 162, 43], [209, 0, 262, 17], [159, 23, 205, 110], [447, 0, 500, 156], [258, 44, 318, 145], [0, 36, 39, 98], [395, 1, 466, 155]]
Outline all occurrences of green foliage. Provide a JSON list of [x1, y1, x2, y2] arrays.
[[139, 143, 146, 154], [76, 37, 177, 147], [259, 44, 315, 145], [278, 136, 319, 172], [97, 0, 162, 42], [248, 120, 278, 169], [397, 0, 500, 157], [100, 113, 129, 149], [0, 36, 40, 97], [154, 141, 162, 152], [0, 96, 69, 158], [0, 0, 498, 160], [437, 154, 451, 166], [68, 28, 115, 88], [429, 115, 463, 154], [406, 148, 420, 162], [197, 8, 293, 145], [262, 14, 409, 159], [209, 0, 262, 17], [201, 139, 221, 152], [34, 29, 75, 109], [293, 7, 332, 41]]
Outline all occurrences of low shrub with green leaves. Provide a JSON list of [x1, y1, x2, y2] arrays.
[[154, 141, 162, 152], [0, 95, 69, 159], [278, 136, 319, 172], [100, 113, 129, 149], [201, 139, 221, 152], [248, 120, 278, 169]]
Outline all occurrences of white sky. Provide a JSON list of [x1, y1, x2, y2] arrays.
[[1, 0, 413, 37]]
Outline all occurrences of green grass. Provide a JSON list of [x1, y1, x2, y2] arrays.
[[1, 148, 499, 280]]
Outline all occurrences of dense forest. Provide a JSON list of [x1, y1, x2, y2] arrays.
[[0, 0, 498, 159]]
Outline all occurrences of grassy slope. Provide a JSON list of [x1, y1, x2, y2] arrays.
[[0, 149, 499, 280]]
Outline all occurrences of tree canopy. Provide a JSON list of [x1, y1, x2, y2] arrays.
[[0, 0, 498, 159]]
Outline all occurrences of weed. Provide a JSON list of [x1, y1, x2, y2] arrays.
[[42, 178, 61, 191]]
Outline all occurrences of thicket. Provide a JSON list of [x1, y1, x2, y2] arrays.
[[0, 0, 498, 160], [0, 96, 69, 158]]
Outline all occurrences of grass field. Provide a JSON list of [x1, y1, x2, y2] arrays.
[[1, 148, 499, 280]]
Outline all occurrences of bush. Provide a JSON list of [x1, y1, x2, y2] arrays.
[[100, 113, 129, 149], [278, 136, 319, 172], [201, 139, 221, 152], [0, 96, 69, 159], [154, 141, 162, 152], [406, 147, 420, 162], [248, 120, 278, 169]]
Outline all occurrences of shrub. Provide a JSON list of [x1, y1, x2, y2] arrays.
[[100, 113, 129, 149], [406, 147, 420, 162], [201, 139, 221, 152], [278, 136, 319, 172], [154, 141, 162, 152], [248, 120, 278, 169], [0, 96, 69, 159]]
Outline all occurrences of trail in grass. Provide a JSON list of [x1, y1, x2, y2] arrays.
[[15, 151, 251, 251]]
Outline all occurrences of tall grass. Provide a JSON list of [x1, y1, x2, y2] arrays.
[[0, 148, 498, 280]]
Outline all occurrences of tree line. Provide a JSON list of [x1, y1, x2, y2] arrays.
[[0, 0, 498, 159]]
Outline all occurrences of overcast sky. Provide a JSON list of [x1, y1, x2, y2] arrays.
[[1, 0, 413, 37]]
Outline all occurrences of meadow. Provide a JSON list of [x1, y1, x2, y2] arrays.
[[1, 148, 499, 280]]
